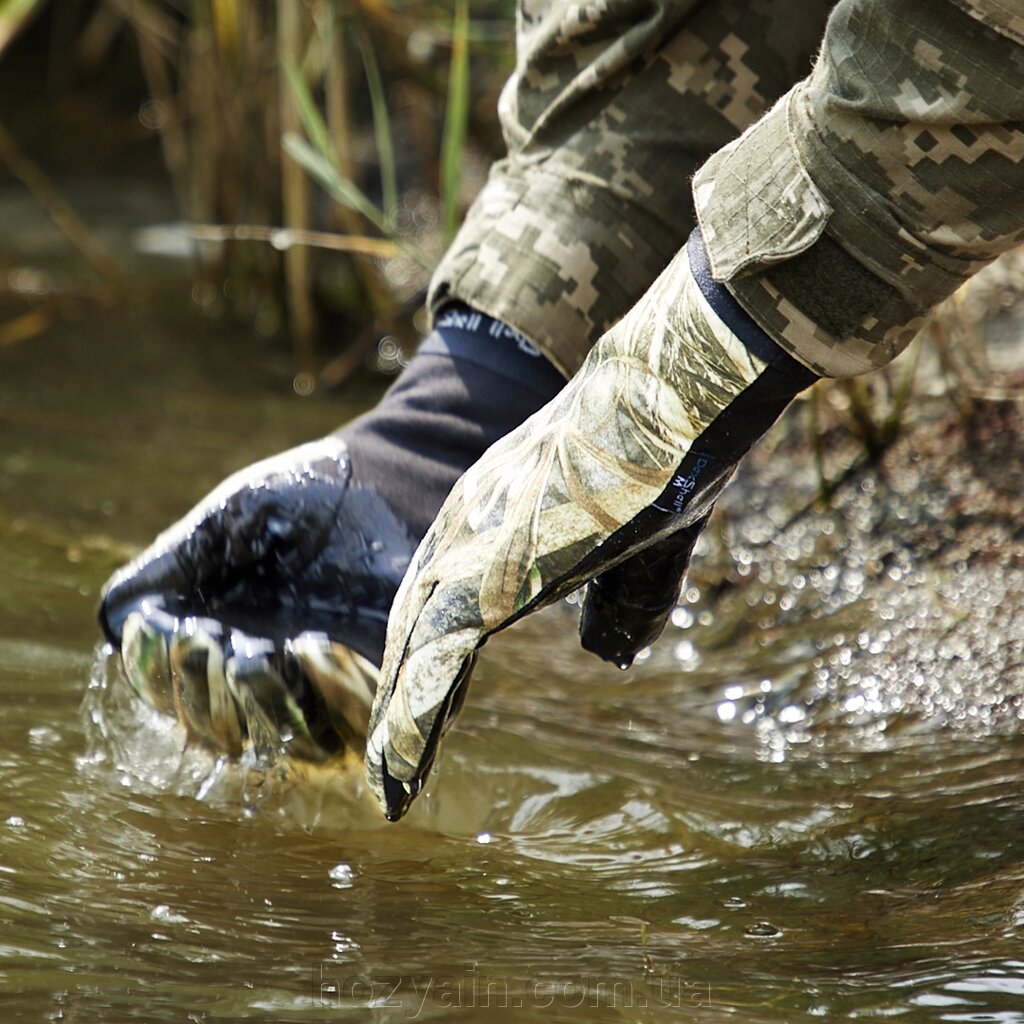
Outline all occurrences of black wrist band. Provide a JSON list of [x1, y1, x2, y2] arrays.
[[687, 228, 818, 386]]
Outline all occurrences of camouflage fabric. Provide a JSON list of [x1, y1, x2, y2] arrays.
[[432, 0, 1024, 379], [700, 0, 1024, 376], [367, 241, 777, 812], [951, 0, 1024, 46], [429, 0, 835, 378]]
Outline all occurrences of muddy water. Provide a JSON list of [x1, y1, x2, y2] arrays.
[[3, 187, 1024, 1022]]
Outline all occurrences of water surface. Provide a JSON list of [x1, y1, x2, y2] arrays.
[[3, 185, 1024, 1022]]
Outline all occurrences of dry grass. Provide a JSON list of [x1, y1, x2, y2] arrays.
[[3, 1, 1022, 431], [111, 0, 513, 388]]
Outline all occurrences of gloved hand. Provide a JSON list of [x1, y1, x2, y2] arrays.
[[98, 304, 567, 766], [366, 230, 817, 820], [99, 436, 413, 762]]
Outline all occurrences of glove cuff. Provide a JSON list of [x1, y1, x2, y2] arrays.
[[646, 232, 819, 518], [687, 228, 818, 388], [342, 304, 566, 543]]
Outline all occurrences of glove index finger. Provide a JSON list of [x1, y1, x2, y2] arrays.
[[367, 581, 484, 819], [372, 646, 479, 821]]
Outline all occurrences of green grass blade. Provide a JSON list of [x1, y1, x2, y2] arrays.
[[0, 0, 47, 58], [283, 58, 334, 161], [283, 132, 389, 234], [356, 31, 398, 230], [440, 0, 470, 246]]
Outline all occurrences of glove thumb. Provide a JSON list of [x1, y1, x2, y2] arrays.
[[578, 513, 709, 669]]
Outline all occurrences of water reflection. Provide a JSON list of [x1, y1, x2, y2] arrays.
[[63, 586, 1024, 1021]]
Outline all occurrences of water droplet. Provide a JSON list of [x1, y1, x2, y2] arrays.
[[329, 864, 355, 889], [674, 639, 696, 662], [671, 607, 694, 629], [28, 726, 61, 749], [151, 904, 188, 924]]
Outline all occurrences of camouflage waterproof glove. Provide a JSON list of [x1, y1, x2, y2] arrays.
[[366, 230, 818, 820]]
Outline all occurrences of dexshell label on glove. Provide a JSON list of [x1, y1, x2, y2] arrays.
[[652, 451, 713, 515]]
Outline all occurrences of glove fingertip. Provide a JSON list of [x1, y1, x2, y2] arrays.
[[380, 751, 421, 821], [578, 581, 647, 668], [98, 548, 191, 646]]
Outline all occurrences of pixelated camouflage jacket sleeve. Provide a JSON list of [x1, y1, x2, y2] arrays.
[[694, 0, 1024, 376], [428, 0, 836, 377], [430, 0, 1024, 380]]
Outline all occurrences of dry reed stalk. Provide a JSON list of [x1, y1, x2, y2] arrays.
[[0, 308, 52, 347], [324, 0, 394, 319], [187, 222, 400, 258], [0, 118, 125, 297], [277, 0, 318, 374], [126, 2, 191, 215]]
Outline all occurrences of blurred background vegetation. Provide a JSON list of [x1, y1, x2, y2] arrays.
[[0, 0, 514, 393], [1, 0, 1022, 468]]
